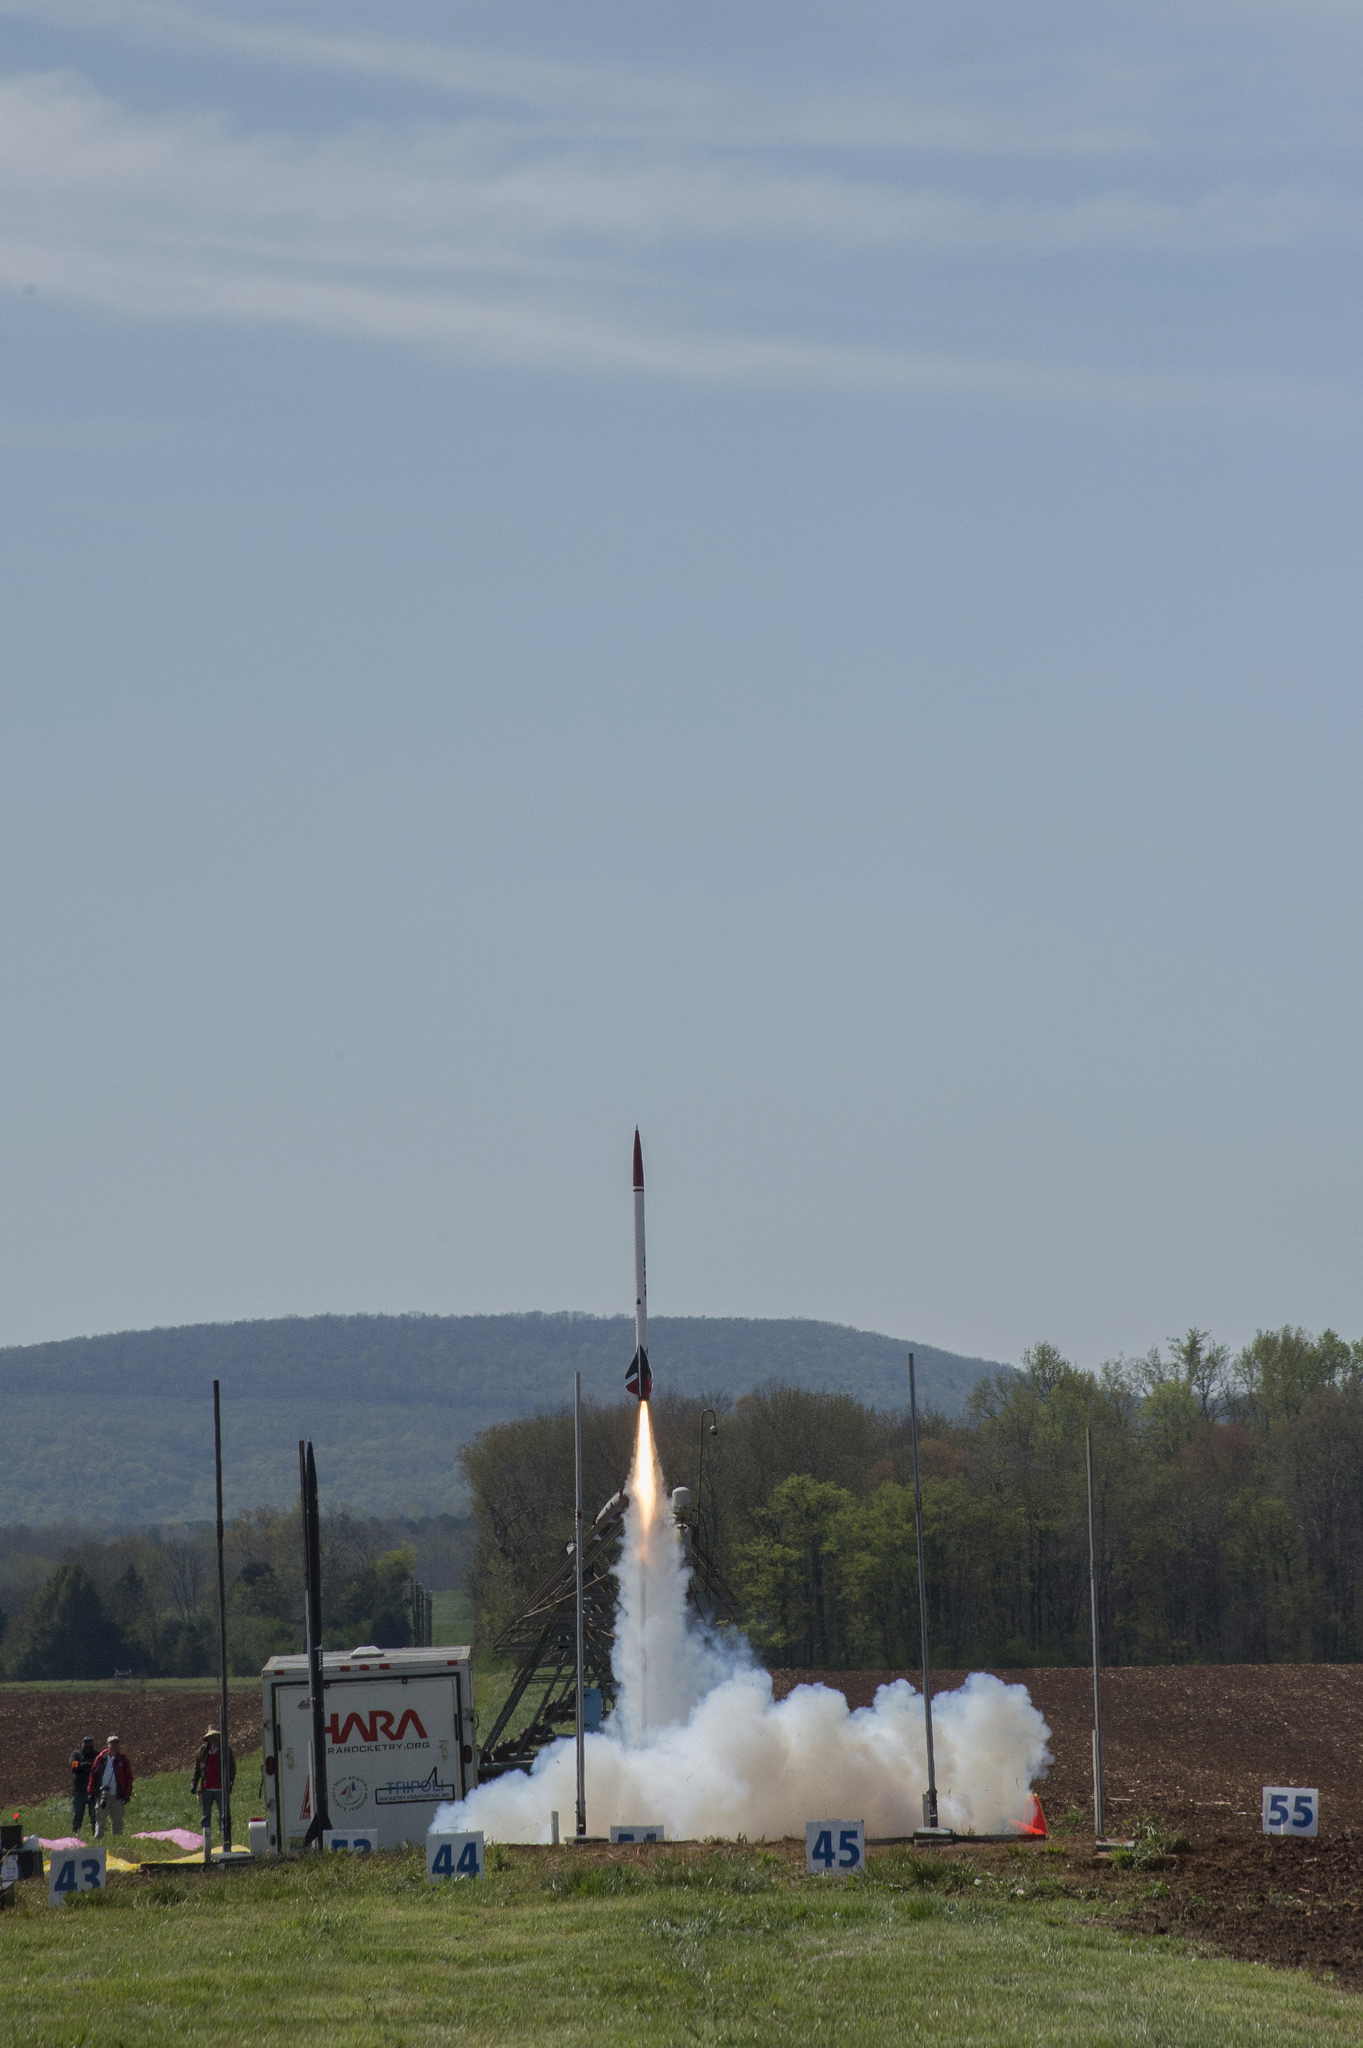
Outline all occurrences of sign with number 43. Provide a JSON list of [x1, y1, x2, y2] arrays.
[[49, 1846, 106, 1906], [427, 1831, 485, 1882], [806, 1820, 864, 1874], [1262, 1788, 1318, 1838]]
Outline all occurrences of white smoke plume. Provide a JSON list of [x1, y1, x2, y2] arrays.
[[436, 1406, 1051, 1843]]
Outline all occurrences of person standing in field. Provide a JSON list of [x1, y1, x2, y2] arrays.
[[89, 1734, 133, 1839], [68, 1733, 97, 1834], [191, 1727, 236, 1857]]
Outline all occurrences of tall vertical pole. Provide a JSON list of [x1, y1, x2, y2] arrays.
[[908, 1351, 939, 1830], [573, 1372, 586, 1840], [1086, 1426, 1106, 1841], [301, 1441, 330, 1846], [213, 1381, 231, 1859]]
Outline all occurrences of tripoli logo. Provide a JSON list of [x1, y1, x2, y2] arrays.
[[326, 1708, 429, 1746]]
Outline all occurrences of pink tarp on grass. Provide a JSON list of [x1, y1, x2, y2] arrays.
[[134, 1829, 205, 1852], [38, 1837, 85, 1850]]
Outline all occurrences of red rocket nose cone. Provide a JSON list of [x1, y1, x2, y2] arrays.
[[633, 1129, 644, 1190]]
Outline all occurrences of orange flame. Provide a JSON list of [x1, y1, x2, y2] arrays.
[[634, 1402, 657, 1528]]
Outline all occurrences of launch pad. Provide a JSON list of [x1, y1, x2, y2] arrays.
[[477, 1475, 736, 1779]]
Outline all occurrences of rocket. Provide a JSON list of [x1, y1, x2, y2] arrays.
[[626, 1127, 653, 1401]]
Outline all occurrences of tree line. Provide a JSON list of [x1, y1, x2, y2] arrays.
[[463, 1326, 1363, 1669], [0, 1509, 472, 1680]]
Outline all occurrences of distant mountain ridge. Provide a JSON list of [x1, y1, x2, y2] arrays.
[[0, 1312, 1010, 1524]]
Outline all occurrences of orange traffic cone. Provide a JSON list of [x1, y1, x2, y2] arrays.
[[1010, 1794, 1047, 1838]]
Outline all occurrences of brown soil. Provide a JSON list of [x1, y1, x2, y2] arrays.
[[771, 1664, 1363, 1838], [771, 1664, 1363, 1988], [0, 1688, 261, 1809]]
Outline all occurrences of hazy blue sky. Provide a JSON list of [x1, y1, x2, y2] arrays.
[[1, 1, 1360, 1368]]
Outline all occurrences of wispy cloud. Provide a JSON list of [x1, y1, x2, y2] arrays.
[[0, 13, 1358, 408]]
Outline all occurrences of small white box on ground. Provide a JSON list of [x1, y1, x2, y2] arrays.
[[248, 1819, 270, 1858], [806, 1821, 865, 1874], [1262, 1788, 1318, 1838], [609, 1824, 664, 1844], [324, 1829, 378, 1854], [428, 1831, 484, 1881], [49, 1845, 106, 1906]]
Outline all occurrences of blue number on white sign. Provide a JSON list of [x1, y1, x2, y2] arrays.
[[431, 1843, 454, 1877], [838, 1829, 862, 1870], [456, 1841, 479, 1876], [53, 1860, 78, 1894], [1262, 1787, 1318, 1838], [811, 1830, 834, 1868]]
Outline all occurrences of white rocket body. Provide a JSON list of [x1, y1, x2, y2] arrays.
[[627, 1129, 652, 1400], [634, 1182, 647, 1359]]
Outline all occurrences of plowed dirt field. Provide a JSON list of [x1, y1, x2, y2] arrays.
[[0, 1687, 261, 1807], [770, 1664, 1363, 1839]]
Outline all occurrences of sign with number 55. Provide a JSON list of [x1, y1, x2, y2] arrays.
[[1262, 1787, 1318, 1837], [805, 1820, 864, 1874]]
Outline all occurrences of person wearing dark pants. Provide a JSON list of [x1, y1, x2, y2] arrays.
[[191, 1728, 236, 1862], [69, 1735, 97, 1835]]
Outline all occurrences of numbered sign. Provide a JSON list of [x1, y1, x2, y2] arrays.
[[49, 1845, 106, 1906], [323, 1829, 378, 1855], [427, 1831, 484, 1882], [1262, 1787, 1318, 1838], [805, 1820, 865, 1874], [609, 1824, 664, 1844]]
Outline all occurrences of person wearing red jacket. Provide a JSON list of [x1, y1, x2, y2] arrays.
[[88, 1734, 134, 1839]]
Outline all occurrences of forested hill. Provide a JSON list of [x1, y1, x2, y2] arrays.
[[0, 1312, 1007, 1525]]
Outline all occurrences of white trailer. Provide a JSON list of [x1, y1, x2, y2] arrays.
[[261, 1645, 478, 1853]]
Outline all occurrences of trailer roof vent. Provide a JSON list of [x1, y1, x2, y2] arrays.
[[351, 1644, 382, 1656]]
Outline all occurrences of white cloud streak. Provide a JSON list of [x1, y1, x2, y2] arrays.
[[0, 26, 1357, 407]]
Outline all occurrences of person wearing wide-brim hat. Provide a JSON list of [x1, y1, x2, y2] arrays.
[[191, 1727, 237, 1856]]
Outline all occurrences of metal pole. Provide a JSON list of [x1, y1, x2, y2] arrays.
[[574, 1372, 586, 1840], [302, 1442, 331, 1846], [1086, 1426, 1106, 1840], [908, 1351, 938, 1829], [213, 1381, 231, 1861], [697, 1408, 717, 1551]]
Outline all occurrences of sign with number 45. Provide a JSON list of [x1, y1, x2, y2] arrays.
[[49, 1846, 106, 1906], [1262, 1788, 1318, 1838], [427, 1831, 485, 1882], [806, 1820, 864, 1874]]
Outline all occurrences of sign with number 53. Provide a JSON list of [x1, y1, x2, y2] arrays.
[[805, 1820, 864, 1874], [1262, 1787, 1318, 1837]]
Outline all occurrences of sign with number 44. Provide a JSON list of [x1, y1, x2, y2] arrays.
[[1262, 1788, 1318, 1838], [49, 1846, 106, 1906], [427, 1831, 485, 1882], [806, 1821, 864, 1874]]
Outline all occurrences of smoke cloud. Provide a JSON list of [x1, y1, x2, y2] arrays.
[[437, 1407, 1051, 1842]]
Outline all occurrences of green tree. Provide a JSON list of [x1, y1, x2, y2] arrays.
[[12, 1562, 130, 1679]]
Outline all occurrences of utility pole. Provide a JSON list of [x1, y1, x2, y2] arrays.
[[212, 1382, 232, 1862], [909, 1351, 939, 1830], [574, 1372, 586, 1840], [1086, 1426, 1106, 1842]]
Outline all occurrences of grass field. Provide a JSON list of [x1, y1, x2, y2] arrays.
[[3, 1838, 1360, 2046], [12, 1759, 265, 1859]]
